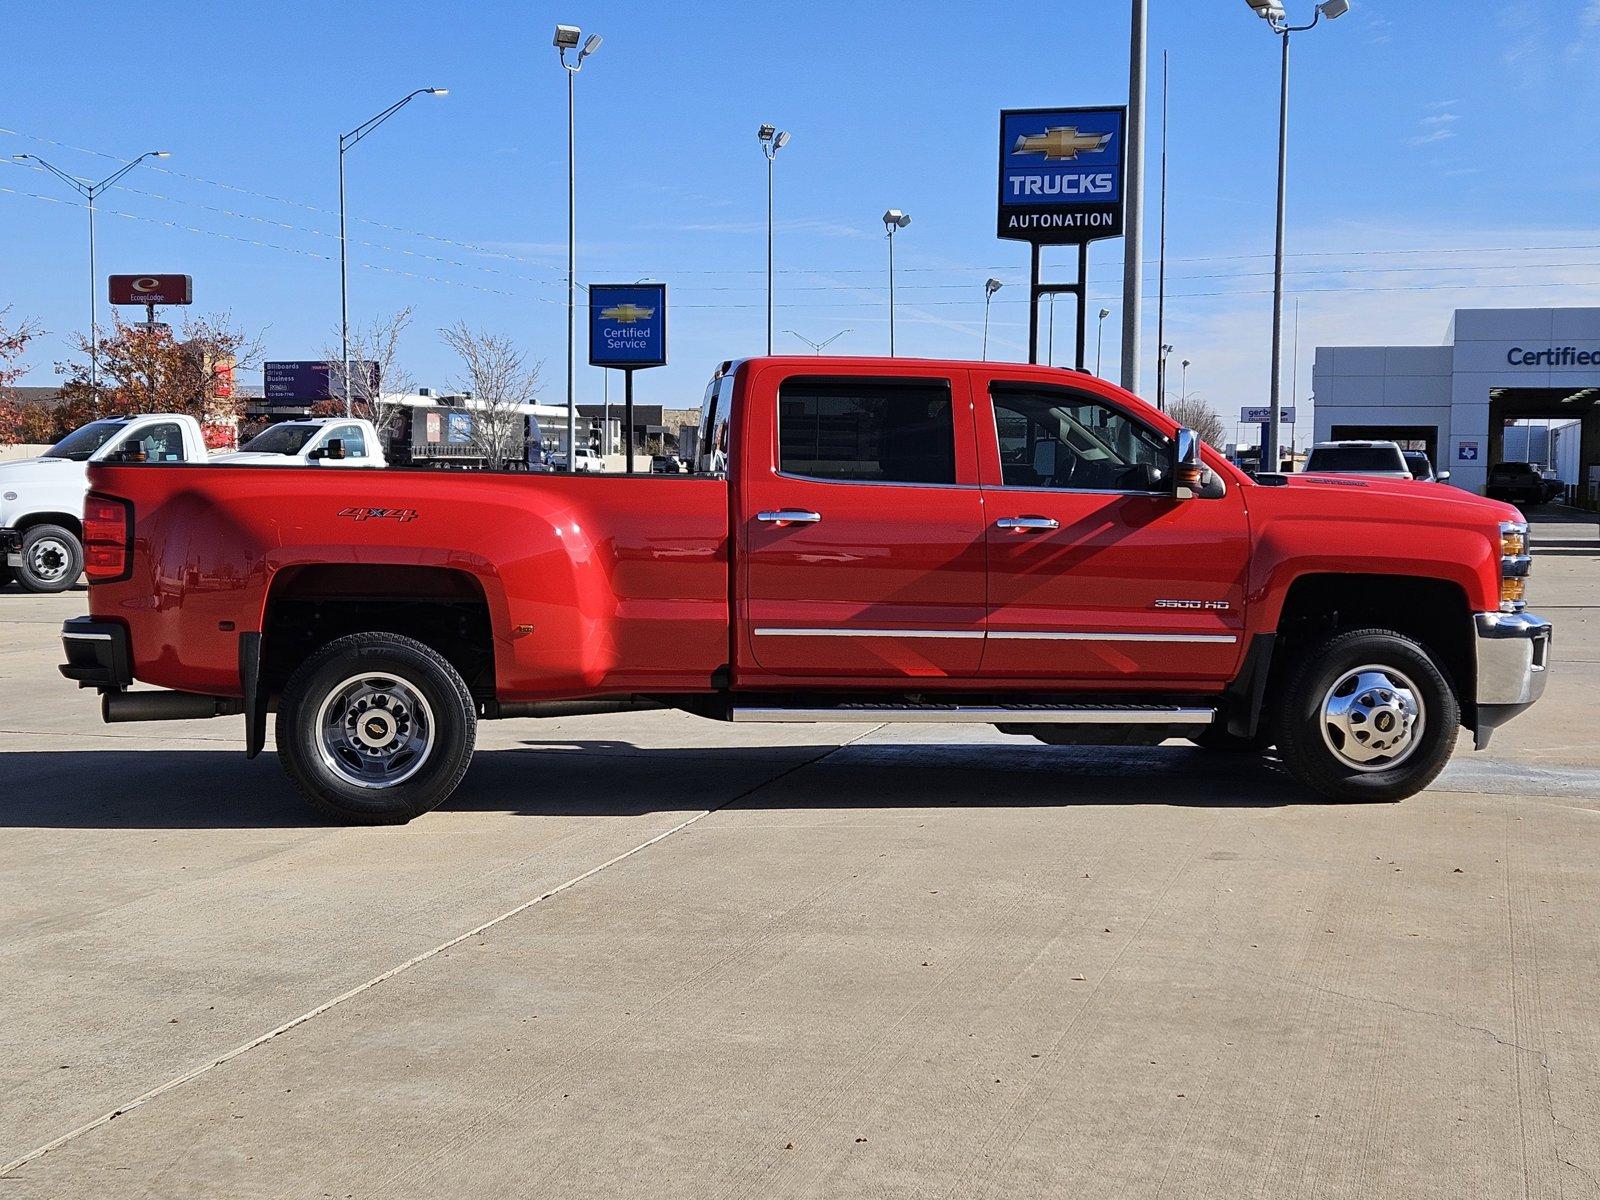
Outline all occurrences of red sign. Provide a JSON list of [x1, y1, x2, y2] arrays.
[[108, 274, 193, 305]]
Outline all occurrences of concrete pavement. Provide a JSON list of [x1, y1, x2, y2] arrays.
[[1, 513, 1597, 1198]]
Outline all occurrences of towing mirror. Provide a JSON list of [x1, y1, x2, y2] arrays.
[[1173, 428, 1203, 500], [312, 438, 346, 462], [1437, 470, 1452, 482]]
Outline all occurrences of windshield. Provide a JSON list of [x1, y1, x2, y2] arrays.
[[239, 423, 319, 455], [1305, 446, 1405, 473], [46, 420, 127, 462], [1490, 463, 1536, 480]]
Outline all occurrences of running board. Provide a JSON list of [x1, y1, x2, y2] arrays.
[[730, 703, 1215, 725]]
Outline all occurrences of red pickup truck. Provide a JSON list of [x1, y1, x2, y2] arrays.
[[60, 357, 1551, 823]]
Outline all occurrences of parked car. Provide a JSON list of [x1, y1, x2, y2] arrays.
[[0, 413, 209, 592], [1401, 451, 1450, 483], [650, 455, 683, 474], [1539, 470, 1565, 503], [213, 418, 386, 468], [61, 356, 1550, 823], [1303, 440, 1412, 480], [1485, 462, 1545, 507]]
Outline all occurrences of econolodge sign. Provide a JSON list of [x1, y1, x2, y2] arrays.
[[588, 283, 667, 370], [997, 107, 1127, 245], [108, 274, 193, 306]]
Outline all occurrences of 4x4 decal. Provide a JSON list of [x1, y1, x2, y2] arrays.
[[337, 506, 419, 523]]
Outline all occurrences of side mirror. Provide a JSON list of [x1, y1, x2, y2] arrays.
[[1437, 470, 1451, 482], [1172, 428, 1203, 500], [316, 438, 346, 461]]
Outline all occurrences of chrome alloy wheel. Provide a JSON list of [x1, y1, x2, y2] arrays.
[[315, 673, 436, 789], [1319, 664, 1424, 772], [28, 536, 71, 583]]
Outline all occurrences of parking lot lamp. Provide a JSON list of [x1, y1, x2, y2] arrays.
[[556, 24, 601, 468], [13, 150, 169, 392], [1243, 0, 1348, 469], [1095, 307, 1112, 377], [982, 278, 1003, 361], [339, 89, 446, 415], [883, 210, 911, 356], [758, 125, 790, 354]]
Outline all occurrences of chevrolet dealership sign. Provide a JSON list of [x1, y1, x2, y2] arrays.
[[997, 106, 1127, 244]]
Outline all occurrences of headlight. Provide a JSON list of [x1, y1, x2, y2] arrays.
[[1499, 520, 1530, 612]]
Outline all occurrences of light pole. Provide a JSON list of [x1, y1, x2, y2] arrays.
[[1244, 0, 1348, 470], [13, 149, 169, 392], [338, 88, 446, 415], [882, 209, 911, 356], [982, 278, 1003, 361], [758, 124, 790, 355], [1157, 342, 1174, 411], [785, 329, 851, 354], [1181, 358, 1191, 404], [1095, 307, 1112, 377], [556, 23, 602, 469], [1121, 0, 1147, 396]]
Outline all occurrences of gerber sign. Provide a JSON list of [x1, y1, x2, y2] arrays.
[[997, 106, 1126, 244], [588, 283, 667, 369]]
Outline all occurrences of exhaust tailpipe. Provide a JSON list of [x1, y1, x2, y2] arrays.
[[102, 691, 244, 723]]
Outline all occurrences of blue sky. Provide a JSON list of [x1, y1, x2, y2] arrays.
[[4, 0, 1599, 442]]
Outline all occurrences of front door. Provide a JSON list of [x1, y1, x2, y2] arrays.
[[740, 369, 988, 680], [977, 380, 1251, 685]]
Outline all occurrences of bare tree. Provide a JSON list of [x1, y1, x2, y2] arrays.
[[438, 322, 543, 469], [322, 307, 415, 440], [1166, 395, 1227, 449]]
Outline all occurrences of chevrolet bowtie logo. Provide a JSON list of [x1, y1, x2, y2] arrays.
[[599, 303, 655, 324], [1011, 127, 1113, 161]]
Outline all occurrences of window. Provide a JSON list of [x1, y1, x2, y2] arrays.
[[330, 425, 366, 457], [47, 420, 127, 461], [779, 378, 956, 485], [694, 369, 735, 476], [991, 387, 1168, 492], [241, 423, 318, 455], [1304, 446, 1406, 474], [118, 422, 185, 463]]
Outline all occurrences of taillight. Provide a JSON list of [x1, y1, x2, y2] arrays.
[[83, 492, 133, 583]]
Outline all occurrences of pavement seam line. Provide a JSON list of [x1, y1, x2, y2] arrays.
[[0, 735, 869, 1180]]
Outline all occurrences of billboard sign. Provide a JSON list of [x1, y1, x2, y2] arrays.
[[588, 283, 667, 369], [108, 274, 193, 306], [264, 360, 378, 404], [1241, 406, 1297, 424], [997, 107, 1126, 244]]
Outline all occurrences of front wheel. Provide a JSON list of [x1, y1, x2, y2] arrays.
[[1276, 628, 1459, 803], [276, 633, 477, 824], [15, 524, 82, 593]]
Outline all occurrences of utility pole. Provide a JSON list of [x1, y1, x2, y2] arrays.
[[1120, 0, 1148, 395]]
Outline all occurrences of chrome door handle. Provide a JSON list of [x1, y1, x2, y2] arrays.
[[995, 516, 1059, 531], [756, 509, 822, 525]]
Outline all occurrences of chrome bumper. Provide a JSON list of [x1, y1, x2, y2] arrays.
[[1475, 611, 1551, 706]]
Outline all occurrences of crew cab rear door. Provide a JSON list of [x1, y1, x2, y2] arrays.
[[737, 363, 987, 679], [975, 373, 1249, 685]]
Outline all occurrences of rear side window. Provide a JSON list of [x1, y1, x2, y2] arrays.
[[778, 378, 955, 485]]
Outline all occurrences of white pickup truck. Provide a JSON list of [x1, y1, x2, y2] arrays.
[[213, 418, 386, 469], [1, 413, 209, 592]]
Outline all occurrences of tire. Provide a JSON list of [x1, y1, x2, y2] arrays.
[[1275, 627, 1460, 803], [15, 524, 83, 593], [276, 632, 477, 825], [1188, 722, 1272, 753]]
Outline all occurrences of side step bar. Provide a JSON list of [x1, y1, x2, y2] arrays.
[[731, 704, 1214, 725]]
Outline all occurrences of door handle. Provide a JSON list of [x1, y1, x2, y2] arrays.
[[995, 516, 1059, 531], [756, 509, 822, 525]]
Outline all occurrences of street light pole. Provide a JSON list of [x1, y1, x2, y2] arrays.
[[555, 24, 602, 469], [12, 150, 170, 392], [1095, 307, 1111, 377], [1120, 0, 1147, 395], [338, 87, 447, 415], [758, 125, 790, 355], [1157, 343, 1174, 411], [983, 278, 1002, 361], [882, 210, 911, 356], [1244, 0, 1347, 470]]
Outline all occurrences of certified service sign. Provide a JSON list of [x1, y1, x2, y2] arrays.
[[997, 107, 1127, 245], [588, 283, 667, 370]]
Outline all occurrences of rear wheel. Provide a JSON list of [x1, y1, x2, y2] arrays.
[[276, 632, 476, 824], [15, 524, 82, 593], [1276, 628, 1459, 803]]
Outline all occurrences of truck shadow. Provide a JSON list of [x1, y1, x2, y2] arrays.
[[0, 742, 1309, 829]]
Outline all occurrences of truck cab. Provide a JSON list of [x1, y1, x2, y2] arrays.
[[0, 413, 208, 592], [215, 418, 386, 469]]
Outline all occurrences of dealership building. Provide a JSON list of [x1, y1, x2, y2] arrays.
[[1312, 307, 1599, 497]]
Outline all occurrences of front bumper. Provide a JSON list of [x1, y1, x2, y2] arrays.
[[1, 527, 19, 567], [59, 616, 133, 690], [1472, 610, 1552, 746]]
